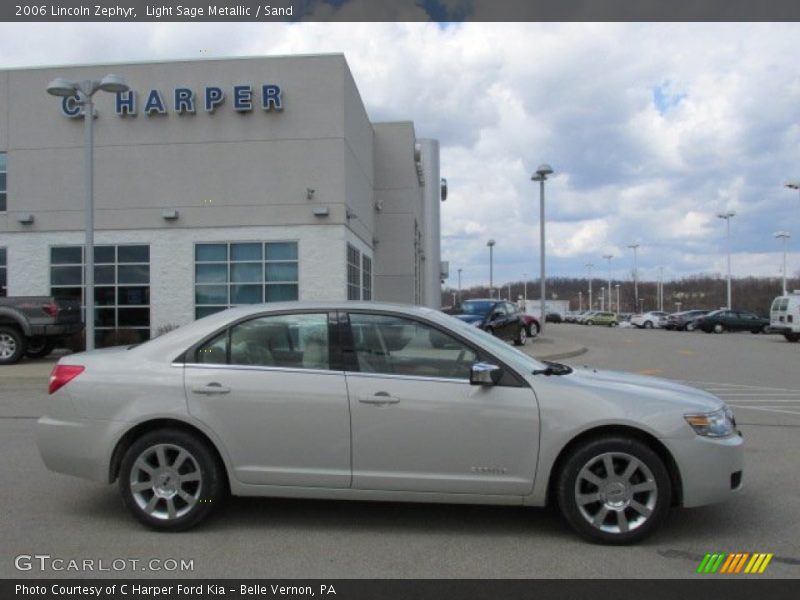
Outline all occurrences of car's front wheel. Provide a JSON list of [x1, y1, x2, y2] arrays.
[[685, 322, 696, 332], [643, 321, 653, 329], [514, 326, 527, 346], [785, 333, 800, 343], [713, 323, 724, 334], [529, 323, 540, 338], [556, 437, 671, 545], [119, 429, 225, 531]]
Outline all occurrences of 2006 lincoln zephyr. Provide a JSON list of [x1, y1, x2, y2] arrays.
[[36, 302, 743, 544]]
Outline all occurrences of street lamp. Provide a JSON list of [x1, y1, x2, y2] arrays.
[[532, 163, 554, 332], [585, 263, 594, 309], [523, 272, 528, 304], [578, 291, 583, 311], [47, 74, 129, 351], [627, 243, 640, 311], [487, 240, 495, 299], [775, 231, 790, 296], [603, 254, 613, 312], [614, 284, 620, 314], [717, 211, 736, 309], [457, 268, 462, 305], [658, 266, 664, 312], [600, 286, 605, 311]]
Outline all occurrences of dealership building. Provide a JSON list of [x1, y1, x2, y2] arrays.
[[0, 54, 445, 345]]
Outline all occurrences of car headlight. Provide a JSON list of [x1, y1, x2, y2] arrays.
[[684, 407, 736, 438]]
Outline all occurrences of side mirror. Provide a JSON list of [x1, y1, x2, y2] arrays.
[[470, 362, 502, 386]]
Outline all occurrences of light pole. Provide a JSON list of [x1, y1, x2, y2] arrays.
[[600, 286, 605, 311], [717, 211, 736, 309], [615, 284, 620, 314], [585, 263, 594, 309], [457, 268, 462, 305], [627, 243, 640, 312], [523, 272, 528, 304], [532, 164, 554, 333], [487, 239, 495, 299], [658, 266, 664, 312], [578, 291, 583, 311], [603, 254, 613, 312], [47, 74, 129, 351], [775, 231, 790, 295]]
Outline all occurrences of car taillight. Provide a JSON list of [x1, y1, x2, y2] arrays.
[[43, 303, 59, 318], [49, 365, 85, 395]]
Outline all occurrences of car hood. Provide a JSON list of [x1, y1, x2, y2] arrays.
[[454, 314, 485, 324], [561, 365, 725, 413]]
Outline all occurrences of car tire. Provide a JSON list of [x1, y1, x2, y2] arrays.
[[119, 429, 226, 531], [25, 337, 56, 359], [610, 322, 618, 328], [514, 326, 527, 346], [556, 437, 671, 545], [643, 321, 653, 329], [586, 321, 594, 326], [0, 326, 26, 366], [685, 322, 696, 332], [529, 323, 540, 338], [760, 325, 770, 334], [785, 333, 800, 343], [713, 323, 724, 334]]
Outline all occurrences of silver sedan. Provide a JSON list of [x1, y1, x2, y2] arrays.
[[36, 302, 743, 544]]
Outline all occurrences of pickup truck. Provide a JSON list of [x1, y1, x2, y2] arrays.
[[0, 296, 83, 365]]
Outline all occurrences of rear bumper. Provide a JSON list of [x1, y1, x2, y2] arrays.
[[29, 322, 84, 338], [665, 433, 744, 507], [36, 415, 120, 483]]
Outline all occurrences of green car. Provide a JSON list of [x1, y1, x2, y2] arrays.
[[584, 311, 619, 327]]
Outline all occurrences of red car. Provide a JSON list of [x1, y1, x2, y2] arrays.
[[520, 313, 540, 337]]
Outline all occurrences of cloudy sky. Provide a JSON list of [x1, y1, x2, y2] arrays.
[[1, 21, 799, 288]]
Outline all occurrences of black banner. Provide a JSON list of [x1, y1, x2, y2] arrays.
[[5, 579, 800, 600], [2, 0, 800, 22]]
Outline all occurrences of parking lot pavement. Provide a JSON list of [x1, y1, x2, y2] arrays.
[[2, 328, 799, 579]]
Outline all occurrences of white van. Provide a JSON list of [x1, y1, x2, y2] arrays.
[[770, 292, 800, 342]]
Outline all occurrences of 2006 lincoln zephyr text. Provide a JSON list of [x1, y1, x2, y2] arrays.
[[36, 302, 743, 544]]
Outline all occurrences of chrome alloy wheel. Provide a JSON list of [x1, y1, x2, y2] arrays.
[[574, 452, 658, 534], [0, 333, 17, 359], [129, 443, 202, 521]]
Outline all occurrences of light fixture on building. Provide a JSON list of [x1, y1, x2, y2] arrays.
[[161, 209, 179, 221], [440, 177, 448, 201], [312, 207, 330, 217], [17, 214, 35, 224], [306, 188, 315, 200]]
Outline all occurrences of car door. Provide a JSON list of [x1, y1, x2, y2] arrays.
[[343, 311, 540, 496], [486, 303, 509, 338], [184, 311, 351, 488]]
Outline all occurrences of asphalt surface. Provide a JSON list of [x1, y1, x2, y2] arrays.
[[1, 327, 798, 579]]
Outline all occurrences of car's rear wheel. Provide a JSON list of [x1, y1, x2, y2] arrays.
[[514, 326, 527, 346], [685, 322, 696, 332], [785, 333, 800, 343], [529, 323, 540, 338], [586, 320, 594, 326], [556, 437, 671, 545], [713, 323, 724, 334], [0, 326, 26, 365], [643, 321, 653, 329], [119, 429, 225, 531], [609, 322, 618, 327]]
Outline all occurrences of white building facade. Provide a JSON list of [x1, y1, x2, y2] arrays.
[[0, 54, 444, 345]]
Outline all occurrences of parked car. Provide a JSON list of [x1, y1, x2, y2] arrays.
[[545, 312, 563, 324], [630, 311, 668, 329], [576, 310, 598, 324], [665, 310, 709, 331], [519, 313, 541, 338], [453, 299, 528, 345], [694, 309, 770, 334], [583, 311, 619, 327], [770, 293, 800, 342], [0, 296, 83, 365], [37, 301, 744, 544]]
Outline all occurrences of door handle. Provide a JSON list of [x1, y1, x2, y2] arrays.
[[359, 392, 400, 405], [191, 382, 231, 395]]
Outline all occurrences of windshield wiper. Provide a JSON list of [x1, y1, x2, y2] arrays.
[[533, 360, 573, 376]]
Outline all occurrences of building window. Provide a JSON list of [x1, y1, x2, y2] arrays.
[[50, 245, 150, 347], [195, 241, 299, 319], [0, 153, 6, 212], [362, 255, 372, 301], [0, 248, 6, 297], [347, 244, 361, 300]]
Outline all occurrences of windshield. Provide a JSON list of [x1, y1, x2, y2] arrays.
[[461, 301, 493, 315]]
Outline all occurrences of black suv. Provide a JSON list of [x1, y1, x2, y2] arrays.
[[453, 299, 528, 345]]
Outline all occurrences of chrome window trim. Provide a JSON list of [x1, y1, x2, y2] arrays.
[[343, 370, 470, 385], [183, 362, 343, 377]]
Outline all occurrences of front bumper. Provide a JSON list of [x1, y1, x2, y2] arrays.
[[665, 432, 744, 507]]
